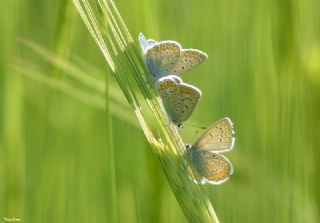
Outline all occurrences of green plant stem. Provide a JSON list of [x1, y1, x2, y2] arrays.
[[71, 0, 220, 222]]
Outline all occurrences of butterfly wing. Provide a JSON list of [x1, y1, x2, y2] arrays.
[[138, 33, 148, 52], [170, 49, 207, 75], [138, 33, 157, 52], [191, 150, 233, 185], [145, 41, 181, 79], [193, 117, 235, 152], [177, 83, 201, 124], [147, 39, 157, 48], [157, 76, 201, 125]]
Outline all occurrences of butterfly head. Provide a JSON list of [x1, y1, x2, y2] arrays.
[[177, 123, 183, 128], [185, 144, 195, 155]]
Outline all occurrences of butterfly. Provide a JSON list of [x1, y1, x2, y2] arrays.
[[156, 75, 201, 127], [139, 33, 207, 81], [186, 118, 235, 184]]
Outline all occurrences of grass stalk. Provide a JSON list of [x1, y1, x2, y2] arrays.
[[71, 0, 220, 222]]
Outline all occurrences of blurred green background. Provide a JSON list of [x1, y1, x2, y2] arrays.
[[1, 0, 320, 222]]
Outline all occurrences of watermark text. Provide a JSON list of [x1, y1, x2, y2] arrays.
[[3, 217, 21, 222]]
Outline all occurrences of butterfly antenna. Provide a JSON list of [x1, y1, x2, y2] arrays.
[[184, 121, 206, 130]]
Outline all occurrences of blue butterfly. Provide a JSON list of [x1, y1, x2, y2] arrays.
[[156, 75, 201, 127], [139, 33, 207, 81], [186, 118, 235, 184]]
